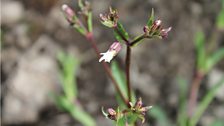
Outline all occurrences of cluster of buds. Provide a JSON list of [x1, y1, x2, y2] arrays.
[[62, 2, 91, 35], [100, 7, 119, 28], [99, 42, 122, 63], [102, 98, 152, 124], [129, 98, 152, 116], [144, 19, 172, 39]]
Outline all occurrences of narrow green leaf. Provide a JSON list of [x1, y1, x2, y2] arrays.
[[78, 0, 84, 9], [190, 77, 224, 126], [75, 26, 87, 36], [57, 52, 80, 101], [116, 22, 129, 40], [101, 107, 108, 117], [127, 113, 139, 124], [147, 8, 154, 27], [177, 77, 188, 126], [101, 21, 115, 28], [114, 30, 123, 43], [51, 93, 67, 111], [206, 48, 224, 72], [111, 61, 136, 105], [216, 5, 224, 29], [111, 61, 128, 99], [69, 105, 96, 126], [194, 31, 207, 71], [87, 12, 93, 32], [117, 116, 127, 126]]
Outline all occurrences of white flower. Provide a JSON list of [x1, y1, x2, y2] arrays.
[[99, 50, 117, 62], [99, 42, 122, 63]]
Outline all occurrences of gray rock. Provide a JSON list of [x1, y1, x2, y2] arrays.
[[1, 1, 24, 25], [2, 35, 61, 124]]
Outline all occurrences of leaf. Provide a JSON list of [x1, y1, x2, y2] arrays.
[[114, 30, 123, 43], [51, 93, 67, 111], [87, 12, 93, 32], [101, 107, 108, 117], [78, 0, 84, 9], [101, 20, 115, 28], [111, 61, 136, 106], [111, 61, 128, 98], [206, 48, 224, 72], [216, 3, 224, 29], [117, 116, 127, 126], [194, 31, 207, 72], [69, 103, 96, 126], [116, 22, 129, 41], [190, 77, 224, 126], [57, 52, 80, 101], [148, 106, 172, 126], [177, 77, 188, 126], [147, 8, 154, 27]]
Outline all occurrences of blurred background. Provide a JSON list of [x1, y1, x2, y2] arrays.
[[1, 0, 224, 126]]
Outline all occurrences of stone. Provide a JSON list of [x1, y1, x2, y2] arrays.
[[2, 35, 61, 124], [1, 1, 24, 25]]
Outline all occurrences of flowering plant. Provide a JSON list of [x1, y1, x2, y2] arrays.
[[61, 0, 171, 125]]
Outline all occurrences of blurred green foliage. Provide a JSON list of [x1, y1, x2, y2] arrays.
[[53, 52, 96, 126], [216, 0, 224, 29], [195, 31, 224, 73]]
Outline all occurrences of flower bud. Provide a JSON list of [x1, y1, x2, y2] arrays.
[[135, 97, 143, 109], [151, 20, 162, 32], [62, 4, 75, 24], [143, 26, 150, 35], [160, 27, 172, 38], [107, 108, 116, 116], [107, 108, 117, 120]]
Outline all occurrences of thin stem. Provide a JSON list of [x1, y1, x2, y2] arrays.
[[126, 46, 132, 102], [113, 27, 133, 103], [188, 72, 204, 117], [86, 33, 129, 106], [130, 34, 146, 47], [130, 35, 153, 47]]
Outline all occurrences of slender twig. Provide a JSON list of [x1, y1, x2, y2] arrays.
[[86, 33, 129, 106], [188, 71, 204, 117], [126, 46, 132, 102]]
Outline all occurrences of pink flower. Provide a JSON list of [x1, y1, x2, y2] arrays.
[[160, 27, 172, 38]]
